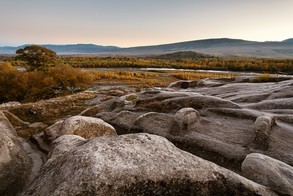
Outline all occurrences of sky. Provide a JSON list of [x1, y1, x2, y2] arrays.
[[0, 0, 292, 47]]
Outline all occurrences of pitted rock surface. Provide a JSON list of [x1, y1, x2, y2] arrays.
[[24, 133, 276, 196]]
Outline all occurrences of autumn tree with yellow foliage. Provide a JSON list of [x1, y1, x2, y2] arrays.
[[0, 46, 93, 103]]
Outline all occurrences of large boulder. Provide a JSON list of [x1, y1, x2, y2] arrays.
[[24, 133, 276, 196], [249, 115, 276, 151], [44, 115, 117, 142], [32, 116, 117, 153], [242, 153, 293, 195], [0, 112, 43, 195], [173, 107, 201, 134]]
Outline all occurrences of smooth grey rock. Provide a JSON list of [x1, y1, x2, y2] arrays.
[[249, 115, 276, 150], [136, 90, 201, 112], [0, 112, 42, 195], [44, 116, 117, 142], [24, 134, 276, 196], [242, 153, 293, 195], [48, 135, 87, 159], [134, 112, 175, 137], [174, 107, 200, 133], [246, 97, 293, 110], [100, 111, 142, 135], [161, 95, 241, 111]]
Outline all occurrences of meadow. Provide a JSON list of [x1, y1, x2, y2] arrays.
[[1, 53, 292, 103]]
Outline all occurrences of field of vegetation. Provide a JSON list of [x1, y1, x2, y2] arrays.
[[58, 55, 293, 74], [1, 49, 293, 103]]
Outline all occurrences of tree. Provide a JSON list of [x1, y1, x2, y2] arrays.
[[15, 45, 57, 71]]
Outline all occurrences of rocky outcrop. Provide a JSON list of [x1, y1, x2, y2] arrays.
[[45, 116, 117, 142], [90, 80, 293, 174], [242, 153, 293, 195], [25, 133, 276, 196], [134, 112, 175, 137], [97, 111, 142, 135], [249, 115, 276, 150], [0, 112, 43, 195], [2, 78, 293, 195], [173, 107, 201, 134], [32, 116, 117, 153], [160, 95, 241, 111]]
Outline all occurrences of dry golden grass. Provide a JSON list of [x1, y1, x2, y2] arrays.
[[89, 70, 172, 87], [87, 70, 237, 87], [170, 71, 237, 80]]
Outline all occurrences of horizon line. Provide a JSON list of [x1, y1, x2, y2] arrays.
[[0, 37, 292, 48]]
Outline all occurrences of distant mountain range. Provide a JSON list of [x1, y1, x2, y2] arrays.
[[1, 38, 293, 58]]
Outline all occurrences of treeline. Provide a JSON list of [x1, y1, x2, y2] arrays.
[[59, 56, 293, 74], [2, 55, 293, 74]]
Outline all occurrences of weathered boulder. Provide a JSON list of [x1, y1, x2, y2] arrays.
[[44, 120, 64, 143], [173, 107, 200, 134], [242, 153, 293, 195], [44, 116, 117, 142], [249, 115, 276, 150], [161, 95, 241, 112], [48, 135, 87, 160], [25, 133, 276, 196], [0, 112, 43, 195], [120, 93, 140, 106]]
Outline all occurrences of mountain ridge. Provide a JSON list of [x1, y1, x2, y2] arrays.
[[1, 38, 293, 58]]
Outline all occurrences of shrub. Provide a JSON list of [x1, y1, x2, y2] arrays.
[[0, 64, 93, 103]]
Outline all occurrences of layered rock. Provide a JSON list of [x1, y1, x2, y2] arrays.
[[24, 134, 276, 196]]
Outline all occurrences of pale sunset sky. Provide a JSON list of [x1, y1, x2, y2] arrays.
[[0, 0, 292, 47]]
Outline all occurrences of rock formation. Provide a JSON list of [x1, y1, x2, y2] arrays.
[[242, 153, 293, 195], [33, 116, 117, 152], [0, 112, 44, 195], [24, 134, 276, 196], [1, 77, 293, 195]]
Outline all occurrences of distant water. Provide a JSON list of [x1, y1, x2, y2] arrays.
[[84, 67, 293, 77]]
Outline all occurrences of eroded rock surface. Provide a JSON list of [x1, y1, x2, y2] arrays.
[[24, 133, 276, 196], [242, 153, 293, 195], [2, 78, 293, 195], [94, 79, 293, 174], [0, 112, 43, 195], [33, 116, 117, 153]]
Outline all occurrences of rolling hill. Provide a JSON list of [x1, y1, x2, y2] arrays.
[[1, 38, 293, 58]]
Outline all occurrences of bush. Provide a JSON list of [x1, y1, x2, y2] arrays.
[[0, 64, 93, 103]]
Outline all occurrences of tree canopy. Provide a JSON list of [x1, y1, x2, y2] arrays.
[[15, 45, 57, 71]]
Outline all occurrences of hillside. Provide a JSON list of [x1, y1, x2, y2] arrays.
[[152, 51, 213, 59], [0, 44, 119, 55], [1, 38, 293, 57], [283, 38, 293, 43]]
